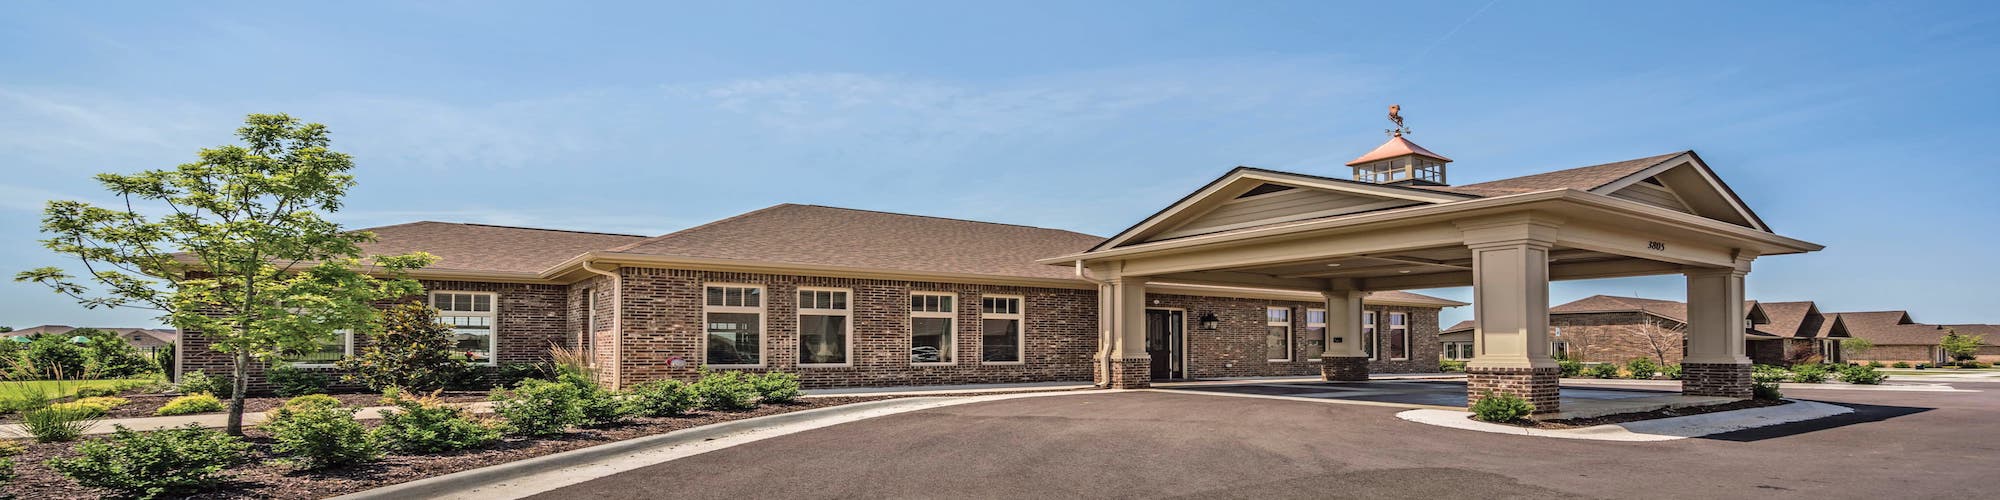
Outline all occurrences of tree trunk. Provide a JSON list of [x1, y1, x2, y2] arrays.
[[226, 349, 250, 435]]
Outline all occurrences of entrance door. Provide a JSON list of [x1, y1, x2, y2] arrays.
[[1145, 309, 1183, 380]]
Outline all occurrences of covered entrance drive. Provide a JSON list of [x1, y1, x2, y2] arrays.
[[1050, 148, 1822, 413]]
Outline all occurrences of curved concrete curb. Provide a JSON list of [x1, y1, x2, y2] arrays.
[[1395, 399, 1853, 442], [333, 389, 1111, 500]]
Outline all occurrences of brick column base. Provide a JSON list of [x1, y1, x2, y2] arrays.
[[1466, 366, 1561, 413], [1682, 362, 1752, 398], [1321, 356, 1369, 381], [1103, 357, 1151, 389]]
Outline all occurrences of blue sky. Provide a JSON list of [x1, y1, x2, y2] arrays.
[[2, 0, 1996, 329]]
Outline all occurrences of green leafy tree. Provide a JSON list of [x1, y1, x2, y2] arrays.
[[16, 114, 435, 435], [336, 303, 473, 391], [1940, 331, 1984, 362], [17, 335, 91, 379], [1839, 338, 1873, 360], [74, 328, 155, 378]]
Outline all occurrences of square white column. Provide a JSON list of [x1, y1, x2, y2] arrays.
[[1320, 288, 1367, 359], [1684, 264, 1752, 365]]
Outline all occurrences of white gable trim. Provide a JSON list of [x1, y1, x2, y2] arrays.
[[1091, 168, 1473, 251], [1590, 152, 1769, 232]]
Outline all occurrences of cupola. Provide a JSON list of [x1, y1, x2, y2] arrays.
[[1347, 104, 1451, 186]]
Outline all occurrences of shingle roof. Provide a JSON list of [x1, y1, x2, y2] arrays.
[[1827, 311, 1944, 345], [1755, 301, 1841, 338], [359, 222, 648, 275], [1551, 295, 1691, 324], [1416, 151, 1686, 198], [608, 204, 1106, 281], [1443, 320, 1474, 334]]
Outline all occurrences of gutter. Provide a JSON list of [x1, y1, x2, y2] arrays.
[[1073, 260, 1114, 389], [580, 260, 623, 389]]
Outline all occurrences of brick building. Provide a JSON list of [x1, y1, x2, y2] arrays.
[[1833, 311, 2000, 365], [175, 205, 1462, 391]]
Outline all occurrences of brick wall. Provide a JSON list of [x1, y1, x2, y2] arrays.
[[1147, 293, 1443, 378], [1550, 312, 1684, 364], [1848, 344, 1936, 364], [613, 268, 1098, 389], [178, 279, 571, 393]]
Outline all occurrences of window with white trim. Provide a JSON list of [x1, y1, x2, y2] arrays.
[[798, 288, 850, 366], [1266, 307, 1293, 361], [1305, 308, 1327, 361], [981, 295, 1024, 363], [1387, 312, 1410, 360], [280, 330, 351, 366], [1363, 311, 1378, 360], [1444, 341, 1474, 360], [432, 291, 499, 365], [703, 285, 765, 367], [911, 292, 956, 364]]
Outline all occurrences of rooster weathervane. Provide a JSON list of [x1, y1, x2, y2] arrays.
[[1386, 104, 1410, 137]]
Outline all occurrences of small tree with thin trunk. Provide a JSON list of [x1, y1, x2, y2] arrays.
[[1839, 338, 1873, 360], [337, 303, 473, 391], [1625, 316, 1685, 366], [16, 114, 434, 435], [1940, 331, 1984, 362]]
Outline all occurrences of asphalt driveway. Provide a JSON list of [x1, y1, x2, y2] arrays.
[[532, 381, 2000, 499]]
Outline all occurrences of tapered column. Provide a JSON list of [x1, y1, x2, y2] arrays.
[[1319, 287, 1369, 381], [1098, 276, 1150, 389], [1459, 215, 1562, 413], [1683, 259, 1753, 398]]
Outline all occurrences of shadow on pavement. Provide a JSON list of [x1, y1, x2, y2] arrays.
[[1698, 400, 1931, 442]]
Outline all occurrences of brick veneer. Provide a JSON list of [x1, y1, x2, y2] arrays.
[[1106, 358, 1151, 389], [1549, 311, 1685, 364], [1681, 362, 1752, 398], [1145, 294, 1443, 378], [1466, 366, 1561, 413], [612, 268, 1098, 389], [1320, 356, 1368, 381], [177, 279, 570, 393]]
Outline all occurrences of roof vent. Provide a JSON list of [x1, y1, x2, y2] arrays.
[[1346, 104, 1451, 186]]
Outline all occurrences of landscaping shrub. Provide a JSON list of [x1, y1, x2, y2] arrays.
[[74, 385, 121, 398], [691, 371, 760, 411], [156, 393, 225, 416], [22, 405, 98, 442], [498, 362, 556, 386], [1439, 360, 1467, 372], [1960, 360, 1990, 369], [48, 423, 250, 499], [372, 391, 500, 453], [491, 378, 585, 436], [1625, 358, 1661, 379], [1788, 363, 1830, 383], [1891, 361, 1911, 368], [754, 372, 803, 404], [336, 303, 476, 391], [1557, 358, 1584, 378], [574, 380, 630, 427], [261, 394, 381, 468], [1470, 392, 1535, 422], [1751, 365, 1787, 400], [0, 440, 18, 486], [48, 396, 128, 417], [175, 371, 232, 398], [1866, 361, 1886, 368], [15, 334, 90, 379], [267, 363, 332, 397], [1662, 364, 1684, 380], [1839, 365, 1888, 385], [626, 379, 698, 417], [74, 328, 157, 378], [1587, 363, 1621, 379]]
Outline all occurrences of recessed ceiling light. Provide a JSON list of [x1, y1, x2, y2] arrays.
[[1398, 270, 1412, 274], [1326, 263, 1342, 267]]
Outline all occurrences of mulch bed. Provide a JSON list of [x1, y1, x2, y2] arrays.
[[4, 396, 898, 499], [3, 391, 492, 423], [1491, 398, 1792, 429]]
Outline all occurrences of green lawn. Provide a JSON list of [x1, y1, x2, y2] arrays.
[[0, 377, 159, 400]]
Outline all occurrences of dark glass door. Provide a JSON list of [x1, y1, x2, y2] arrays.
[[1145, 309, 1183, 380]]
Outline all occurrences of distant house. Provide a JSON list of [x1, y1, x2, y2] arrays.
[[1439, 295, 1852, 365], [1832, 312, 2000, 364], [6, 325, 178, 352]]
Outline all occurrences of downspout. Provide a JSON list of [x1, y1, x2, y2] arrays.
[[581, 260, 623, 389], [1075, 260, 1114, 388]]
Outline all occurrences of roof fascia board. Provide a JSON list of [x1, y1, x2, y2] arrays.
[[1591, 152, 1770, 232], [579, 252, 1097, 290], [1090, 168, 1473, 252], [1148, 282, 1466, 308], [1044, 189, 1820, 265]]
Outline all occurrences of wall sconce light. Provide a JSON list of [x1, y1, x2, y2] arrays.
[[1198, 313, 1220, 331]]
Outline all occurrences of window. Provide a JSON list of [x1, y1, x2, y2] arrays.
[[1266, 307, 1292, 362], [1305, 309, 1327, 361], [1550, 340, 1570, 360], [911, 292, 956, 364], [280, 330, 351, 366], [432, 291, 499, 365], [703, 285, 764, 367], [981, 295, 1024, 363], [1363, 311, 1378, 360], [1387, 312, 1409, 360], [1443, 341, 1475, 360], [798, 288, 850, 366]]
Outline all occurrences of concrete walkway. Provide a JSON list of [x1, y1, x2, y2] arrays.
[[1396, 399, 1855, 441], [0, 401, 496, 437]]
